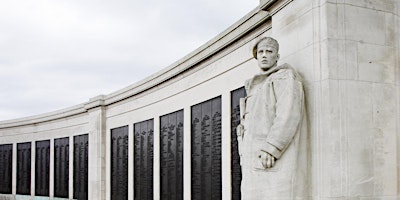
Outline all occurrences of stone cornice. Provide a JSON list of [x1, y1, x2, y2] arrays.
[[0, 104, 87, 129], [84, 95, 106, 111]]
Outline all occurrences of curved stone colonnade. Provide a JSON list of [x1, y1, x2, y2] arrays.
[[1, 0, 400, 199]]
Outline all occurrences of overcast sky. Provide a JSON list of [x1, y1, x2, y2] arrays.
[[0, 0, 258, 121]]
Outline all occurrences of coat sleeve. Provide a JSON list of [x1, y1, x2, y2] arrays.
[[260, 74, 304, 159]]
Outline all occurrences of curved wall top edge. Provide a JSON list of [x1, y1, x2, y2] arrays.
[[0, 104, 86, 129], [0, 0, 286, 128]]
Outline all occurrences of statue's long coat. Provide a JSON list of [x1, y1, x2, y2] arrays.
[[240, 64, 309, 200]]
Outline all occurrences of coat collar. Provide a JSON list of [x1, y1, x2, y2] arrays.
[[248, 64, 289, 89]]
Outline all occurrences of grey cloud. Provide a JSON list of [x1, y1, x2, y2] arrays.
[[0, 0, 258, 121]]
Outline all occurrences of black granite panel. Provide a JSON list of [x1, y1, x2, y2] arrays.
[[35, 140, 50, 196], [17, 142, 31, 195], [74, 134, 88, 200], [160, 110, 183, 200], [191, 103, 202, 200], [54, 137, 69, 198], [111, 126, 128, 200], [231, 87, 246, 200], [176, 111, 184, 200], [211, 97, 222, 200], [134, 119, 154, 200], [191, 96, 221, 200], [134, 122, 141, 199], [0, 144, 13, 194]]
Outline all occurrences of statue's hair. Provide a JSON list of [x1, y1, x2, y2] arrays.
[[252, 37, 279, 59]]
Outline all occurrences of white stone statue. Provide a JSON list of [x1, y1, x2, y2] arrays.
[[237, 37, 309, 199]]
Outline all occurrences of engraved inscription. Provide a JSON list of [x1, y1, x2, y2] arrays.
[[17, 142, 31, 195], [0, 144, 13, 194], [54, 137, 69, 198], [160, 110, 184, 200], [74, 134, 88, 200], [191, 97, 221, 200], [111, 126, 128, 200], [134, 119, 154, 200], [35, 140, 50, 196], [231, 87, 246, 200]]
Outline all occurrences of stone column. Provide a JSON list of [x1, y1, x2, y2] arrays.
[[318, 0, 399, 198], [85, 95, 107, 200], [266, 0, 400, 198], [221, 92, 231, 200], [183, 107, 191, 200]]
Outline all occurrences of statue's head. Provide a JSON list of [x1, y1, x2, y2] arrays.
[[252, 37, 280, 71]]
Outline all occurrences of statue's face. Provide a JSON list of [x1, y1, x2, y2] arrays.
[[256, 40, 279, 71]]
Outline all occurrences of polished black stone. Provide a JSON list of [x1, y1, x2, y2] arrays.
[[0, 144, 13, 194], [134, 119, 154, 200], [111, 126, 129, 200], [160, 110, 183, 200], [54, 137, 69, 198], [35, 140, 50, 196], [191, 96, 221, 200], [17, 142, 31, 195], [231, 87, 246, 200], [74, 134, 88, 200]]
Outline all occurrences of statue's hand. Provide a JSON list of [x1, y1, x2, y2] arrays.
[[236, 124, 244, 137], [258, 151, 275, 168]]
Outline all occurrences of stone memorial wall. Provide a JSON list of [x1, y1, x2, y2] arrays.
[[0, 0, 399, 199]]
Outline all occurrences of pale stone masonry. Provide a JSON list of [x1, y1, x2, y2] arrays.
[[0, 0, 399, 199]]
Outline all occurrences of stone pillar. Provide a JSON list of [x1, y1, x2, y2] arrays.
[[69, 136, 74, 199], [183, 107, 192, 200], [85, 95, 107, 200], [318, 0, 399, 198], [266, 0, 399, 198], [221, 92, 231, 200]]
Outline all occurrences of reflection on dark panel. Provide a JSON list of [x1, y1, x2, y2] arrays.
[[191, 103, 201, 200], [17, 142, 31, 195], [231, 87, 246, 200], [176, 112, 184, 200], [211, 97, 222, 200], [134, 119, 154, 200], [191, 96, 222, 200], [111, 126, 128, 200], [160, 110, 183, 200], [54, 137, 69, 198], [0, 144, 13, 194], [74, 134, 88, 200], [35, 140, 50, 196]]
